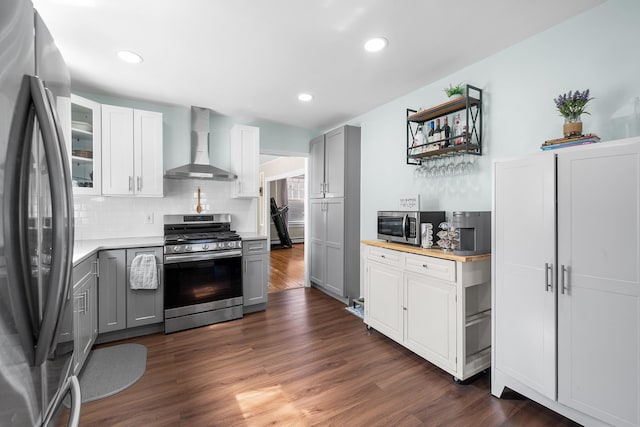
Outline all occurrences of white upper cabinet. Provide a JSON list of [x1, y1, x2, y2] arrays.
[[134, 109, 164, 196], [102, 104, 163, 197], [230, 124, 259, 198], [70, 94, 102, 195]]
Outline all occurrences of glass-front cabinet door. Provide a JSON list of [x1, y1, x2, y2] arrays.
[[70, 94, 101, 194]]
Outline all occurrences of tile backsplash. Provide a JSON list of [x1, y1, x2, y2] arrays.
[[73, 178, 257, 240]]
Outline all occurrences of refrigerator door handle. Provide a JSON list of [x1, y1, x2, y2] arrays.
[[29, 75, 74, 366], [3, 75, 39, 365], [43, 374, 82, 427]]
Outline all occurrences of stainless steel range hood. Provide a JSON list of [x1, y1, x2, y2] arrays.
[[165, 106, 237, 180]]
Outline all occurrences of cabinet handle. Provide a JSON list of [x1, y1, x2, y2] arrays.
[[560, 265, 568, 294], [545, 263, 553, 292], [380, 254, 386, 259], [129, 176, 133, 192], [78, 292, 87, 314], [320, 182, 324, 193], [402, 306, 407, 311], [422, 264, 428, 269], [137, 176, 141, 192], [92, 260, 99, 277], [324, 182, 328, 193]]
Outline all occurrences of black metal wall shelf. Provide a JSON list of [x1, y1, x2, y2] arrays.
[[406, 85, 483, 165]]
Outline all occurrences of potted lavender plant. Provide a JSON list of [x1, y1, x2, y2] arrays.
[[554, 89, 594, 138]]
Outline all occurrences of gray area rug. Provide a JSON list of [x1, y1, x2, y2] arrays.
[[65, 343, 147, 406]]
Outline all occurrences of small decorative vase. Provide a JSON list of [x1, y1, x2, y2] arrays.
[[563, 115, 583, 138]]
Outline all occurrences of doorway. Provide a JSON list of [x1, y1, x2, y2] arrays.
[[259, 155, 307, 293]]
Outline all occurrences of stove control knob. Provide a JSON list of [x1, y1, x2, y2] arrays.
[[202, 244, 209, 250], [185, 245, 193, 252], [173, 246, 180, 252]]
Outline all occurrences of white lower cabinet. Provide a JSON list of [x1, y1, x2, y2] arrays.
[[363, 243, 491, 381], [404, 272, 457, 373], [493, 137, 640, 427]]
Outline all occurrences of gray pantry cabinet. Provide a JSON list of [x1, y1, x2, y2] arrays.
[[242, 238, 269, 312], [98, 247, 164, 334], [308, 125, 361, 304]]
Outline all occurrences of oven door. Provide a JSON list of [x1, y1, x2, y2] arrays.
[[163, 250, 242, 310]]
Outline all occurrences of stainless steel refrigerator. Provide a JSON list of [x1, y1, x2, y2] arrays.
[[0, 0, 79, 425]]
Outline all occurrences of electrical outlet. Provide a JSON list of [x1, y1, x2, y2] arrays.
[[144, 213, 154, 224]]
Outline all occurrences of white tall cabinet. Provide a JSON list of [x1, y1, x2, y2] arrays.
[[308, 125, 360, 303], [101, 105, 163, 196], [492, 137, 640, 427]]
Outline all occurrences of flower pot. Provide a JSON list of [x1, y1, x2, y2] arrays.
[[563, 116, 583, 138]]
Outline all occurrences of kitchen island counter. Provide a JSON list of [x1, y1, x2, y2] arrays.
[[361, 240, 490, 262], [73, 236, 164, 266]]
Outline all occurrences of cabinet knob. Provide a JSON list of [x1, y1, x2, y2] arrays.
[[381, 255, 386, 258], [422, 264, 428, 268]]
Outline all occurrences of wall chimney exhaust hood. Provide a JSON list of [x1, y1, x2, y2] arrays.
[[165, 106, 237, 181]]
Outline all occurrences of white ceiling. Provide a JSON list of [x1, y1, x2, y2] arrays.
[[33, 0, 604, 131]]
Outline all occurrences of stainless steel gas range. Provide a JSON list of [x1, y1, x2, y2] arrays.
[[163, 214, 243, 333]]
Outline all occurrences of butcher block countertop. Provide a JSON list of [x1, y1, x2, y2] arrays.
[[361, 240, 491, 263]]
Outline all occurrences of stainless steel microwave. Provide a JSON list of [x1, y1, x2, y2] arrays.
[[377, 211, 446, 246]]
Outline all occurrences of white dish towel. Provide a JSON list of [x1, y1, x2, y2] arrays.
[[129, 254, 158, 290]]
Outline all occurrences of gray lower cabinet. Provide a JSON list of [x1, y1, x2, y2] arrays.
[[97, 249, 127, 333], [242, 238, 269, 310], [126, 247, 164, 327], [72, 254, 98, 374], [98, 246, 164, 333]]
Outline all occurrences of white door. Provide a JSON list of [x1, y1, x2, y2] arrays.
[[365, 260, 403, 343], [134, 109, 163, 196], [404, 272, 457, 372], [102, 104, 134, 195], [493, 154, 557, 400], [324, 127, 345, 198], [308, 135, 325, 199], [557, 141, 640, 427]]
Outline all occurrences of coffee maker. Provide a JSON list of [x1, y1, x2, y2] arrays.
[[450, 211, 491, 255]]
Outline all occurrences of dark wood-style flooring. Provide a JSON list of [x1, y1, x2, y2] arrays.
[[60, 287, 579, 426], [269, 243, 304, 293]]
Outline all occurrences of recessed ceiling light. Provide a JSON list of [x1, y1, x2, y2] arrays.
[[117, 50, 143, 64], [364, 37, 388, 52], [298, 93, 313, 102]]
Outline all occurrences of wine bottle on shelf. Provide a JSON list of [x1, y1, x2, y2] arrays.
[[453, 113, 462, 145], [434, 118, 442, 143], [428, 121, 435, 142], [442, 116, 451, 147], [413, 124, 425, 154]]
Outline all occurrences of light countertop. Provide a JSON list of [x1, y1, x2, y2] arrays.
[[73, 233, 268, 266], [361, 240, 491, 263], [73, 236, 164, 266], [238, 232, 268, 241]]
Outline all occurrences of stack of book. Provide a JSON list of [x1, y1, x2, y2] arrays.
[[541, 134, 601, 151]]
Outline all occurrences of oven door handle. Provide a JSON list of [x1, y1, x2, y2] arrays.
[[164, 250, 242, 264]]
